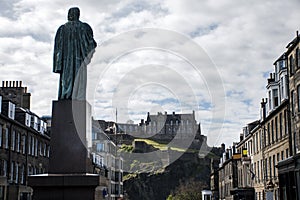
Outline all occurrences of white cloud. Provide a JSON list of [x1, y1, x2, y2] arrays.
[[0, 0, 299, 147]]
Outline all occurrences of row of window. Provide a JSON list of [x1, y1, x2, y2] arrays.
[[240, 110, 288, 156], [0, 159, 45, 182], [219, 182, 233, 198], [0, 124, 50, 158], [255, 190, 278, 200], [265, 110, 289, 147], [110, 183, 123, 196], [252, 149, 289, 184]]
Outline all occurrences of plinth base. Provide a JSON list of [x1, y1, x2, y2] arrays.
[[28, 174, 102, 200], [49, 100, 93, 174]]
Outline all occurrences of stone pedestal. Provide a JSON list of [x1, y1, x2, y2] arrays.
[[28, 174, 101, 200], [49, 100, 93, 173], [28, 100, 102, 200]]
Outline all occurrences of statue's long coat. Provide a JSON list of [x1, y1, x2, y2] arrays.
[[53, 20, 97, 100]]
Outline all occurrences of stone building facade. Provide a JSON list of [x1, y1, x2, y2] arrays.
[[213, 33, 294, 200], [278, 32, 300, 200], [0, 82, 50, 200], [92, 120, 124, 200]]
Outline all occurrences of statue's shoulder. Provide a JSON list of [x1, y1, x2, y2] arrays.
[[80, 22, 92, 31], [57, 24, 65, 33], [54, 24, 65, 37]]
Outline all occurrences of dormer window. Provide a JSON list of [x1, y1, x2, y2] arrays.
[[8, 102, 15, 120], [25, 113, 31, 127], [268, 91, 272, 110], [273, 89, 279, 108], [279, 60, 285, 70]]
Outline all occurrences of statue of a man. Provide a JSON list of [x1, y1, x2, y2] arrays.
[[53, 7, 97, 100]]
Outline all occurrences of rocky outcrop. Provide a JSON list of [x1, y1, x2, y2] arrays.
[[124, 150, 217, 200]]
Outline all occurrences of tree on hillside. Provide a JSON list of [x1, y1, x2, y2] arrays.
[[167, 179, 207, 200]]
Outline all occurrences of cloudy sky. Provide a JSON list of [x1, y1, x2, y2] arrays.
[[0, 0, 299, 147]]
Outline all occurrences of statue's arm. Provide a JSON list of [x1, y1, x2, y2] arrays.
[[84, 23, 97, 48], [53, 25, 64, 73]]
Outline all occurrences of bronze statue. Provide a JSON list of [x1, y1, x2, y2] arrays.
[[53, 7, 97, 100]]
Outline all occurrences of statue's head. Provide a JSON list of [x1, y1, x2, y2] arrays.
[[68, 7, 80, 21]]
